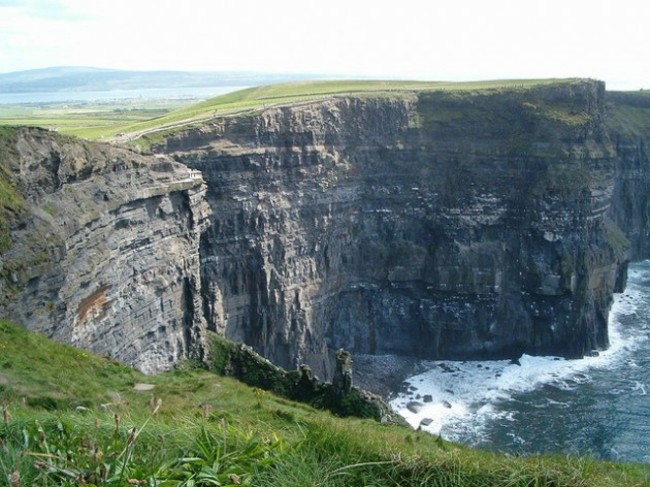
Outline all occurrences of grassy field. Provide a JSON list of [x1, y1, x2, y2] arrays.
[[0, 99, 191, 140], [1, 320, 648, 486], [139, 78, 567, 121]]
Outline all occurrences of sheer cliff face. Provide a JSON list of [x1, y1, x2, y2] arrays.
[[606, 92, 650, 260], [157, 80, 628, 377], [0, 128, 210, 373], [0, 81, 641, 378]]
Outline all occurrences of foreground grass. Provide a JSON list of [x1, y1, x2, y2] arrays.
[[1, 320, 648, 486]]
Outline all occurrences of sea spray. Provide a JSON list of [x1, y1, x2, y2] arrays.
[[390, 260, 650, 462]]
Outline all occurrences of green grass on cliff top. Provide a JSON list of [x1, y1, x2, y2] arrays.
[[150, 78, 567, 121], [110, 79, 579, 143], [0, 78, 580, 142], [1, 320, 649, 486], [0, 99, 189, 141]]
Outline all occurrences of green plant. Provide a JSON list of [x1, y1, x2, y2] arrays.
[[154, 424, 281, 486], [207, 335, 384, 420], [0, 401, 162, 486]]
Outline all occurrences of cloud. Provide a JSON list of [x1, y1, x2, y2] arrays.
[[0, 0, 648, 89], [0, 0, 92, 21], [0, 0, 97, 72]]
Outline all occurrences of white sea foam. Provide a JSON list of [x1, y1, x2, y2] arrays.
[[390, 269, 647, 445], [632, 381, 647, 395]]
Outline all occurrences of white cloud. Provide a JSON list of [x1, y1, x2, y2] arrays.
[[0, 0, 648, 89]]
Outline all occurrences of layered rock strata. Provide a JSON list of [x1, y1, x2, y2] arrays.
[[157, 80, 631, 378], [0, 128, 210, 372], [606, 91, 650, 259], [2, 80, 649, 380]]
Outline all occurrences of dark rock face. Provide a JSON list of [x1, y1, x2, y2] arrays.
[[606, 92, 650, 260], [333, 349, 353, 397], [157, 80, 632, 378], [2, 81, 649, 380]]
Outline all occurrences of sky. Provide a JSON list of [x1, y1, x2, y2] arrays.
[[0, 0, 648, 90]]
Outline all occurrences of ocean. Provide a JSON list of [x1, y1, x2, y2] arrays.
[[390, 260, 650, 463], [0, 86, 243, 105]]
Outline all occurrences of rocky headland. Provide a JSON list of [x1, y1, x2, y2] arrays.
[[1, 79, 649, 386]]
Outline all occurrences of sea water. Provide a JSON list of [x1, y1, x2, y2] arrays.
[[390, 260, 650, 462], [0, 86, 243, 105]]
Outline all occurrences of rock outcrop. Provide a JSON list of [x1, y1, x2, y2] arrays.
[[0, 127, 210, 372], [2, 80, 649, 382]]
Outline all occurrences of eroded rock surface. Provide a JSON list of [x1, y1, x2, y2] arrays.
[[157, 80, 634, 378], [0, 128, 210, 372], [2, 80, 650, 381]]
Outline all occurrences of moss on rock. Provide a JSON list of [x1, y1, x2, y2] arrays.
[[207, 334, 394, 421]]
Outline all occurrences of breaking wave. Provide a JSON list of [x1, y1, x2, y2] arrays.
[[390, 261, 650, 462]]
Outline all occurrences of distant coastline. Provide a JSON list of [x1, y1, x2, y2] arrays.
[[0, 86, 244, 105]]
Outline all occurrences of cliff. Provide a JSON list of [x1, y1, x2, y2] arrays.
[[0, 127, 210, 372], [155, 80, 632, 377], [1, 79, 649, 382], [605, 91, 650, 259]]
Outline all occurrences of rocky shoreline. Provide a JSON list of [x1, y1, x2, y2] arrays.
[[352, 353, 430, 399]]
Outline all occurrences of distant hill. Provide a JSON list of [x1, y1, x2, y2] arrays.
[[0, 66, 325, 93]]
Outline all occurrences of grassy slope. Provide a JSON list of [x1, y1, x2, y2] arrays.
[[0, 320, 648, 486], [143, 79, 566, 119], [119, 79, 580, 144], [0, 79, 577, 141], [0, 100, 189, 140]]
